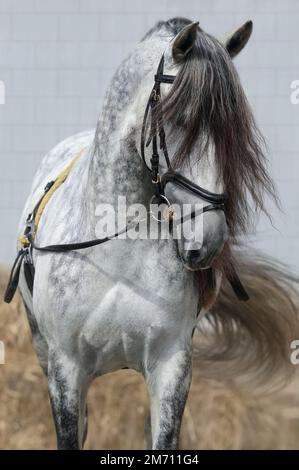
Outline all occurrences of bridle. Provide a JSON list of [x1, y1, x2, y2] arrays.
[[140, 54, 227, 218], [4, 54, 249, 304]]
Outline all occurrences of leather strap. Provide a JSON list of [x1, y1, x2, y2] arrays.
[[4, 249, 27, 303], [225, 263, 250, 302], [27, 226, 131, 253], [161, 171, 227, 206]]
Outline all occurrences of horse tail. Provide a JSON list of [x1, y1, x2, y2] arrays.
[[195, 251, 299, 390]]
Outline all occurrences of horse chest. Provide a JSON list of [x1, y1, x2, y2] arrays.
[[32, 245, 197, 373], [79, 279, 198, 372]]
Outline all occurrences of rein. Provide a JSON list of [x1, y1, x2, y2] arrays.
[[4, 53, 249, 304]]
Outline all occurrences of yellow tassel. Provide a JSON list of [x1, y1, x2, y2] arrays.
[[18, 236, 30, 248]]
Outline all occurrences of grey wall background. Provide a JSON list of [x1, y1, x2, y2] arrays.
[[0, 0, 298, 271]]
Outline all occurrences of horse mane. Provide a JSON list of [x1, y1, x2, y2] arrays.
[[151, 18, 278, 238]]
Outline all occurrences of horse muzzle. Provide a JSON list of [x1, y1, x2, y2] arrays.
[[179, 211, 228, 271]]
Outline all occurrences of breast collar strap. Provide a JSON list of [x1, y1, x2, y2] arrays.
[[140, 54, 227, 210]]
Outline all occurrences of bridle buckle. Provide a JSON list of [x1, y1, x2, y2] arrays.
[[149, 194, 174, 222], [151, 174, 160, 184], [151, 89, 159, 102]]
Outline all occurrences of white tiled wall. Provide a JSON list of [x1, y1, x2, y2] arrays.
[[0, 0, 298, 271]]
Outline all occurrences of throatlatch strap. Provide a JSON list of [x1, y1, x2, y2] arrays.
[[225, 264, 250, 302]]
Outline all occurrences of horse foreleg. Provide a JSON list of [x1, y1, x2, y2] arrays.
[[22, 300, 49, 375], [47, 352, 89, 450], [145, 349, 192, 450]]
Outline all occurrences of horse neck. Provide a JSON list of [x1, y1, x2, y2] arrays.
[[87, 36, 169, 212]]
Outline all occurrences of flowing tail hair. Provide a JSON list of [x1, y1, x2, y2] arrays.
[[195, 251, 299, 390]]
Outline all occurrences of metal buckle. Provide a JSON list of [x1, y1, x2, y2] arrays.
[[151, 89, 160, 102], [20, 212, 35, 248], [149, 194, 174, 222], [151, 174, 160, 184], [19, 236, 30, 248]]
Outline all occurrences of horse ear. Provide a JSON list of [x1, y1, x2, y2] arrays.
[[172, 22, 199, 62], [222, 20, 253, 58]]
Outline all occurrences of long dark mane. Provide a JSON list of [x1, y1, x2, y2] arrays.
[[153, 19, 277, 238]]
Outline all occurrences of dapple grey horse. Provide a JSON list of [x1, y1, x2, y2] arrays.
[[18, 18, 268, 449]]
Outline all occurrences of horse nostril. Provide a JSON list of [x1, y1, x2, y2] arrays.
[[188, 250, 203, 264]]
